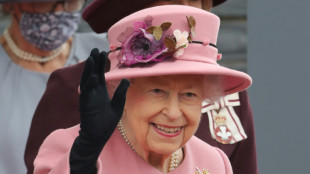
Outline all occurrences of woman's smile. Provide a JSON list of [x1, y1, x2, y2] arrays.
[[151, 123, 183, 137]]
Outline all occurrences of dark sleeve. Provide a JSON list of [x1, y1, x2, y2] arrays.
[[195, 90, 259, 174], [228, 90, 259, 174], [24, 62, 85, 174]]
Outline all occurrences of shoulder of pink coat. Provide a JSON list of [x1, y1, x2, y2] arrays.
[[39, 125, 80, 147], [33, 125, 80, 174]]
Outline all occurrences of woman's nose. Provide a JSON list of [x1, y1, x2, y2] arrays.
[[162, 95, 182, 120]]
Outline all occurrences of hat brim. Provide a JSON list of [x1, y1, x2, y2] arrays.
[[105, 57, 251, 96]]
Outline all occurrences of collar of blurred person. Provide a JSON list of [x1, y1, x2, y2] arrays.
[[0, 0, 86, 73]]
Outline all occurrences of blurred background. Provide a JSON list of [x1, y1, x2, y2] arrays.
[[0, 0, 248, 73], [1, 0, 309, 173], [247, 0, 310, 173]]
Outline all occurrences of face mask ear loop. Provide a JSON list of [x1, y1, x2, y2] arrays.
[[4, 4, 22, 38], [12, 13, 20, 25]]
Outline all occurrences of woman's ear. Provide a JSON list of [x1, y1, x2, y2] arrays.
[[2, 3, 14, 14], [2, 3, 22, 25]]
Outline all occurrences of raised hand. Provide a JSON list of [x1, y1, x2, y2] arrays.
[[70, 48, 129, 174], [79, 48, 129, 145]]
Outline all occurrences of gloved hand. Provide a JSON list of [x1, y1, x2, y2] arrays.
[[70, 48, 130, 174]]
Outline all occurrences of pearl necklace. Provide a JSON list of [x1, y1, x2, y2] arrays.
[[168, 149, 179, 171], [3, 28, 67, 63], [117, 120, 179, 172], [118, 120, 135, 151]]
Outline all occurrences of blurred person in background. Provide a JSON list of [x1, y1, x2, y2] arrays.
[[25, 0, 258, 174], [0, 0, 109, 173]]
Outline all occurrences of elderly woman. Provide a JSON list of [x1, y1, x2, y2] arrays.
[[0, 0, 109, 173], [34, 5, 251, 174]]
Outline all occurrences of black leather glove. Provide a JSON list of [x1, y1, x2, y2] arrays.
[[70, 48, 130, 174]]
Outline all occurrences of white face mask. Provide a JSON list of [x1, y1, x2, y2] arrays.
[[19, 11, 81, 51]]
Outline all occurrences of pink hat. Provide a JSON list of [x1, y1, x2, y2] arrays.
[[105, 5, 252, 95]]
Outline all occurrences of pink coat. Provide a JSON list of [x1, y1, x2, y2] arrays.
[[34, 125, 233, 174]]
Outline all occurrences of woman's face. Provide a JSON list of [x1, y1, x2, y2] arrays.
[[147, 0, 213, 12], [123, 74, 204, 155]]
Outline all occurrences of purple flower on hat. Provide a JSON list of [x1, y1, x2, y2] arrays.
[[120, 22, 169, 66]]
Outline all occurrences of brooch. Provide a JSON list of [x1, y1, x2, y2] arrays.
[[214, 115, 232, 144]]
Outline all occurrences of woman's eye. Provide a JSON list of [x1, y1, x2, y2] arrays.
[[180, 92, 202, 104], [151, 88, 164, 94], [181, 92, 201, 101], [146, 88, 166, 99], [184, 92, 197, 98]]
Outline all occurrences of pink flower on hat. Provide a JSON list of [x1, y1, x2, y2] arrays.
[[173, 29, 189, 57]]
